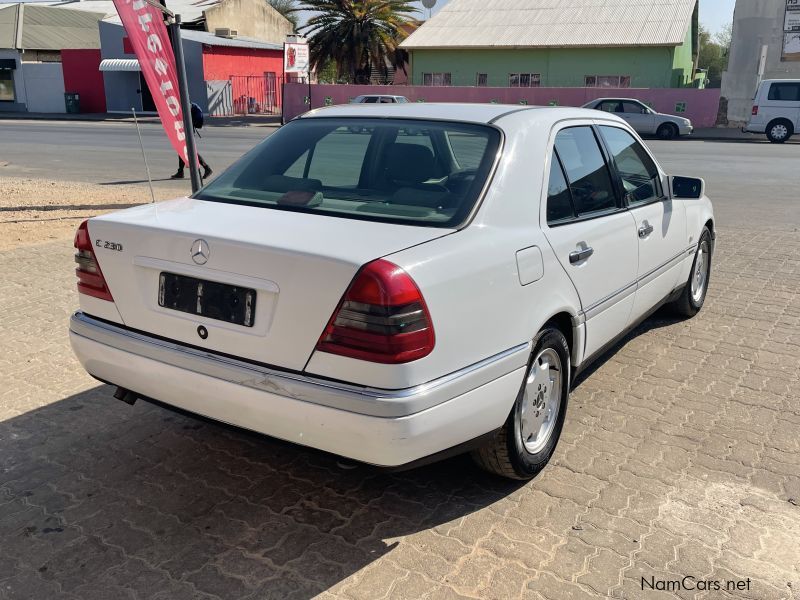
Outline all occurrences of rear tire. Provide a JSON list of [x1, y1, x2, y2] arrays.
[[656, 123, 679, 140], [471, 327, 570, 480], [766, 119, 793, 143], [670, 227, 712, 318]]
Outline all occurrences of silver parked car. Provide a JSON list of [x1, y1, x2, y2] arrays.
[[350, 94, 409, 104], [583, 98, 693, 140]]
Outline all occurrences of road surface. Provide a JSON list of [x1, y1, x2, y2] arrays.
[[1, 119, 797, 228]]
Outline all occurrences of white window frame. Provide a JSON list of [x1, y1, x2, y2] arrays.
[[422, 72, 452, 86], [584, 75, 631, 88], [508, 73, 541, 88]]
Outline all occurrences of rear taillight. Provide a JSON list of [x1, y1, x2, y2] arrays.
[[752, 105, 759, 115], [316, 259, 435, 364], [74, 220, 113, 301]]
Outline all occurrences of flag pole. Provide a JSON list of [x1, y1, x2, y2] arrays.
[[169, 14, 202, 193]]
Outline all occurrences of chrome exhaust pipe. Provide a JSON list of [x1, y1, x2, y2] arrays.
[[113, 386, 138, 406]]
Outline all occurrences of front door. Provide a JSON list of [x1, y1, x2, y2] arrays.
[[598, 125, 687, 320], [543, 125, 639, 359]]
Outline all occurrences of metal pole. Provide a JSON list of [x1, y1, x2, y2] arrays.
[[169, 15, 202, 193], [131, 107, 156, 203]]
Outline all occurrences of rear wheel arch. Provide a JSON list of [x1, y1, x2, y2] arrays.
[[543, 312, 574, 360]]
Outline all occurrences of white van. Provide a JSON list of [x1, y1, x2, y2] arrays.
[[745, 79, 800, 143]]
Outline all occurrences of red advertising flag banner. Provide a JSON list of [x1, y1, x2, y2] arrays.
[[112, 0, 189, 161]]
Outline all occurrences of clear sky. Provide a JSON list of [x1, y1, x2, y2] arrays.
[[414, 0, 737, 35]]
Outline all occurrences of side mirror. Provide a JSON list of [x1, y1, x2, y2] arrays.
[[670, 176, 705, 199]]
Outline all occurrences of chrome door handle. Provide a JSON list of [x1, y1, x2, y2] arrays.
[[569, 247, 594, 264], [638, 224, 654, 238]]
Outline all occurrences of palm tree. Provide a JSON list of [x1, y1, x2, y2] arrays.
[[268, 0, 299, 31], [296, 0, 418, 84]]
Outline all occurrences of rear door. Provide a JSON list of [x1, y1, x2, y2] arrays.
[[620, 101, 656, 134], [763, 81, 800, 130], [598, 125, 686, 321], [542, 124, 639, 359]]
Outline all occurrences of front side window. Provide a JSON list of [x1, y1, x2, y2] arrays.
[[767, 82, 800, 101], [196, 118, 501, 228], [554, 127, 619, 216], [600, 126, 661, 205], [0, 69, 15, 102]]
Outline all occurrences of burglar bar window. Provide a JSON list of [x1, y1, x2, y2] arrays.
[[509, 73, 541, 87], [585, 75, 631, 88], [0, 69, 15, 102], [476, 73, 488, 87], [422, 72, 452, 86]]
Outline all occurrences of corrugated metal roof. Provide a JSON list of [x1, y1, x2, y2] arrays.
[[0, 3, 101, 49], [99, 57, 138, 70], [20, 3, 101, 48], [21, 0, 220, 24], [181, 29, 282, 51], [400, 0, 696, 49], [0, 4, 19, 48]]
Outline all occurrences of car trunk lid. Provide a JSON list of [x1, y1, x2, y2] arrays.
[[87, 197, 452, 371]]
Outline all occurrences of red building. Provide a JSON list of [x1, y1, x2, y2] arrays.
[[99, 22, 285, 116]]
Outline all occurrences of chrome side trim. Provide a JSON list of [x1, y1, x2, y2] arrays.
[[638, 245, 696, 288], [576, 244, 697, 322], [70, 312, 530, 418], [583, 281, 637, 321]]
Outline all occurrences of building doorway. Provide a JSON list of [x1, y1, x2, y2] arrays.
[[138, 73, 156, 112]]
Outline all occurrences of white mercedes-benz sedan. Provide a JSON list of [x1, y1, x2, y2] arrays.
[[69, 103, 714, 479]]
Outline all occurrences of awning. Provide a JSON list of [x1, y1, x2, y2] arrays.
[[99, 59, 141, 72]]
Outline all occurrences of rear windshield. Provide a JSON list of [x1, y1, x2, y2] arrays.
[[194, 118, 501, 227]]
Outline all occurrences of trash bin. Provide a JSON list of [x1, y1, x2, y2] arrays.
[[64, 92, 80, 114]]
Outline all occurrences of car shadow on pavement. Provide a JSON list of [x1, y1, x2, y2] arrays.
[[572, 308, 685, 389], [0, 384, 525, 599]]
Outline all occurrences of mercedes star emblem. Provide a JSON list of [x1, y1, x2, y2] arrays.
[[191, 239, 210, 265]]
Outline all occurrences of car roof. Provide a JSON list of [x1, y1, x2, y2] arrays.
[[300, 102, 610, 126]]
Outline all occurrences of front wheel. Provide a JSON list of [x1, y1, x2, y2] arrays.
[[471, 327, 570, 480], [670, 227, 712, 317]]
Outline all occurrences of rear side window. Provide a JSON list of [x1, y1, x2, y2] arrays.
[[767, 83, 800, 101], [597, 100, 622, 113], [554, 127, 619, 216], [195, 118, 501, 228], [546, 152, 575, 223], [599, 126, 661, 204]]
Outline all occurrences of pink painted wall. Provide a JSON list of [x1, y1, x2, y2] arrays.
[[284, 84, 722, 127]]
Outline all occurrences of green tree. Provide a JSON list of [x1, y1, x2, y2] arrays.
[[268, 0, 299, 31], [697, 23, 730, 88], [296, 0, 418, 84]]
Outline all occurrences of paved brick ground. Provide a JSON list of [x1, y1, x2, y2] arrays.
[[1, 224, 799, 600]]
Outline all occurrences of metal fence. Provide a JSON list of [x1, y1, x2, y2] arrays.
[[229, 74, 282, 116]]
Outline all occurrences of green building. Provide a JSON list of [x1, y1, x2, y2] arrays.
[[400, 0, 700, 89]]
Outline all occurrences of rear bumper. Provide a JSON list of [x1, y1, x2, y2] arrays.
[[743, 124, 765, 134], [69, 312, 527, 466]]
